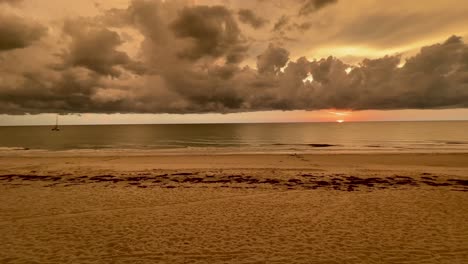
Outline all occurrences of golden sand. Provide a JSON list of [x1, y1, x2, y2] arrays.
[[1, 153, 467, 263]]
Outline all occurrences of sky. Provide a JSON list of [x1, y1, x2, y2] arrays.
[[0, 0, 468, 125]]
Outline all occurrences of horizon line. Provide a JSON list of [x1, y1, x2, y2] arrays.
[[1, 119, 468, 127]]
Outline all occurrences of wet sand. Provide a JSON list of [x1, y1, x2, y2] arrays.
[[1, 153, 468, 263]]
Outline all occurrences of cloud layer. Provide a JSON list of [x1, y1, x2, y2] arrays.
[[0, 11, 46, 51], [0, 0, 467, 115]]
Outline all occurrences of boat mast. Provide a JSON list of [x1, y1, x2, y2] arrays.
[[52, 114, 60, 131]]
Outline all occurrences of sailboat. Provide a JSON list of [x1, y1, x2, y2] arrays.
[[52, 115, 60, 131]]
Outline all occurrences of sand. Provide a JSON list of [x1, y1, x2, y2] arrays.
[[1, 153, 468, 263]]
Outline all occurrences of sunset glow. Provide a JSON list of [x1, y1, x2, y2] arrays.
[[328, 111, 351, 123], [329, 111, 351, 117]]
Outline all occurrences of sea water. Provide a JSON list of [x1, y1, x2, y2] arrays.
[[0, 121, 467, 154]]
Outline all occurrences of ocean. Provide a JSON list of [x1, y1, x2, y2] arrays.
[[0, 121, 467, 154]]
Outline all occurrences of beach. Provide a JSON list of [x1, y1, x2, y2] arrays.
[[1, 152, 467, 263], [1, 0, 468, 261]]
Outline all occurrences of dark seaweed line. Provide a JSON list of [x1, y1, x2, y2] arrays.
[[1, 173, 468, 192]]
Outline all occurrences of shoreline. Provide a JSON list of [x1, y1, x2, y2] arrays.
[[2, 148, 468, 157]]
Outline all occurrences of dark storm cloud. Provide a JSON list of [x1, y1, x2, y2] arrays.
[[298, 0, 338, 16], [170, 5, 248, 63], [302, 36, 468, 110], [0, 0, 467, 115], [0, 67, 101, 115], [4, 35, 468, 114], [61, 20, 133, 77], [257, 44, 290, 74], [238, 9, 268, 29], [0, 11, 47, 52]]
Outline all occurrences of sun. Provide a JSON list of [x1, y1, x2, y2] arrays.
[[328, 110, 351, 123]]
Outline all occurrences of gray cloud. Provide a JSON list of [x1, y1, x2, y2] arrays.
[[170, 5, 248, 63], [273, 15, 290, 32], [293, 22, 313, 32], [2, 35, 468, 114], [298, 0, 338, 16], [0, 0, 467, 115], [61, 19, 133, 77], [257, 44, 290, 74], [238, 9, 268, 29], [302, 36, 468, 110], [0, 11, 47, 52]]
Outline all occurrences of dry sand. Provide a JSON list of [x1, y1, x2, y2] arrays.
[[1, 153, 467, 263]]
